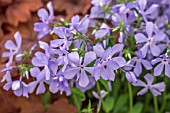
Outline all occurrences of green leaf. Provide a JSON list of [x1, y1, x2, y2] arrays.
[[42, 90, 51, 109], [72, 88, 86, 101], [113, 94, 128, 113], [102, 96, 114, 113], [112, 78, 121, 98], [132, 103, 143, 113], [81, 100, 93, 113], [99, 78, 109, 91]]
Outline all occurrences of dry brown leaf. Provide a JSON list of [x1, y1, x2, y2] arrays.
[[0, 91, 19, 113], [0, 0, 13, 6], [15, 95, 46, 113], [53, 0, 91, 19], [5, 0, 43, 27], [6, 15, 39, 40], [47, 98, 77, 113]]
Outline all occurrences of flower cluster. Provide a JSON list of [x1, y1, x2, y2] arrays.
[[1, 0, 170, 103]]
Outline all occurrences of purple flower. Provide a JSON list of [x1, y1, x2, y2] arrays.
[[69, 15, 90, 34], [111, 3, 136, 26], [90, 0, 112, 19], [34, 2, 54, 39], [93, 43, 124, 81], [31, 52, 53, 80], [2, 32, 22, 63], [125, 71, 137, 83], [91, 0, 111, 6], [155, 15, 168, 29], [28, 67, 47, 95], [92, 90, 107, 111], [38, 1, 54, 23], [1, 71, 12, 82], [95, 23, 111, 39], [90, 6, 111, 19], [39, 41, 57, 58], [3, 79, 29, 98], [51, 27, 72, 50], [135, 22, 165, 57], [130, 51, 152, 77], [55, 49, 69, 72], [49, 71, 71, 96], [151, 54, 170, 77], [76, 76, 96, 92], [136, 0, 159, 22], [64, 51, 96, 87], [133, 73, 166, 96]]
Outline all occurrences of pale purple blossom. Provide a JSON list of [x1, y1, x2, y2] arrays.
[[93, 43, 124, 81], [133, 73, 166, 96], [69, 15, 90, 34], [64, 51, 96, 87], [135, 22, 166, 57], [130, 51, 152, 77], [136, 0, 159, 22], [51, 27, 72, 50], [151, 54, 170, 77], [2, 32, 22, 63], [3, 78, 29, 98], [34, 1, 54, 39]]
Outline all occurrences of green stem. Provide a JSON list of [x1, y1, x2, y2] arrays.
[[96, 81, 103, 113], [153, 96, 159, 113], [143, 94, 151, 113], [128, 82, 133, 113], [160, 77, 167, 113], [160, 92, 167, 113]]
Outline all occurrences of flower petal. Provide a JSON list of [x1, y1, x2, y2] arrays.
[[53, 27, 65, 38], [146, 22, 154, 37], [145, 4, 159, 15], [151, 58, 162, 65], [111, 44, 124, 56], [105, 60, 120, 70], [84, 52, 96, 66], [144, 74, 154, 85], [134, 61, 142, 77], [153, 31, 166, 42], [68, 52, 80, 65], [30, 67, 40, 77], [5, 40, 17, 50], [36, 82, 46, 95], [140, 43, 149, 57], [152, 82, 165, 92], [12, 81, 20, 90], [38, 8, 48, 21], [137, 0, 147, 11], [47, 1, 54, 21], [14, 32, 22, 48], [64, 68, 79, 79], [93, 43, 104, 57], [135, 33, 148, 43], [137, 88, 148, 95], [79, 70, 89, 87], [165, 63, 170, 78], [49, 81, 58, 94], [28, 81, 38, 93], [141, 59, 152, 70], [125, 72, 137, 83], [150, 88, 161, 96], [132, 80, 146, 87], [154, 63, 164, 76]]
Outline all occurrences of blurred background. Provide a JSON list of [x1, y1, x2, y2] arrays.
[[0, 0, 92, 113]]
